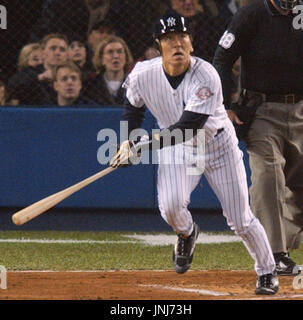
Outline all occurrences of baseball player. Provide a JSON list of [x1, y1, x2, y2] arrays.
[[110, 12, 278, 295]]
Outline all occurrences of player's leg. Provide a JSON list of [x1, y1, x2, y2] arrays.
[[157, 146, 201, 273], [157, 146, 202, 235], [204, 136, 278, 294]]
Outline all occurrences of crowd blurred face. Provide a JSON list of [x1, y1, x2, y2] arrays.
[[144, 47, 160, 60], [0, 85, 5, 104], [54, 67, 82, 104], [28, 49, 43, 67], [102, 41, 126, 74], [170, 0, 199, 17], [88, 28, 114, 52], [68, 41, 87, 67], [159, 31, 193, 75], [43, 38, 68, 69]]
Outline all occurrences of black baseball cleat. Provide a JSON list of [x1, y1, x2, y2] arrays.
[[274, 252, 302, 276], [173, 223, 200, 274], [255, 272, 279, 295]]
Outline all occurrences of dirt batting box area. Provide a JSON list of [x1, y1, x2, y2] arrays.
[[1, 270, 302, 301]]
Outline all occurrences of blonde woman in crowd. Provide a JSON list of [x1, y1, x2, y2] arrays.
[[17, 43, 43, 70], [7, 33, 69, 105], [83, 35, 133, 106]]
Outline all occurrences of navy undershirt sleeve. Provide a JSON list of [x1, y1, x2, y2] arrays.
[[122, 98, 209, 149], [122, 99, 146, 135], [151, 111, 209, 149]]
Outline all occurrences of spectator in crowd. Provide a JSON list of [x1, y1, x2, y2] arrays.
[[47, 61, 97, 106], [0, 80, 6, 106], [171, 0, 203, 16], [129, 46, 160, 72], [167, 0, 225, 62], [106, 0, 160, 61], [68, 41, 87, 69], [202, 0, 240, 25], [17, 43, 43, 70], [30, 0, 90, 44], [38, 33, 69, 82], [84, 36, 133, 106], [7, 33, 69, 105], [68, 39, 95, 87], [143, 48, 160, 60], [87, 20, 116, 57], [86, 0, 111, 36], [0, 0, 43, 80]]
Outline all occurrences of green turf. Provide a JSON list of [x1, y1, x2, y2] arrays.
[[0, 231, 302, 271]]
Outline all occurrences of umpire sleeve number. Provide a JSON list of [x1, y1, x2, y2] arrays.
[[219, 31, 235, 49]]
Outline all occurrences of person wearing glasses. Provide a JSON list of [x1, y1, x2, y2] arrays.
[[83, 35, 133, 106]]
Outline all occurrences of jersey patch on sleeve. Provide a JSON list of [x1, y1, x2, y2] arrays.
[[218, 30, 235, 49], [195, 87, 214, 100]]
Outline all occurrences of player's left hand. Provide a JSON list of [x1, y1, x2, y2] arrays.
[[110, 140, 140, 168]]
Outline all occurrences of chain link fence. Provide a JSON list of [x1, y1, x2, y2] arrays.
[[0, 0, 249, 106]]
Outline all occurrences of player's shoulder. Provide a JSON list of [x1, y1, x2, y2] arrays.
[[123, 57, 162, 89]]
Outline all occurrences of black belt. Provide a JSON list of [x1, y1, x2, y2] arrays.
[[265, 93, 303, 104]]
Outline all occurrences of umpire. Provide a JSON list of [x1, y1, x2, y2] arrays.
[[213, 0, 303, 275]]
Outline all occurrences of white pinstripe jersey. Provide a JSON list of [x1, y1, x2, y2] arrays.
[[123, 56, 229, 143]]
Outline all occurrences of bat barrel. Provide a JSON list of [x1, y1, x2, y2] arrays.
[[11, 166, 116, 226]]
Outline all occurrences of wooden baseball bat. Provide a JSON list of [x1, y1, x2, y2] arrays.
[[12, 166, 116, 226]]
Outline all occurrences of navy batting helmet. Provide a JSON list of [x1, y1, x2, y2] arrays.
[[153, 12, 190, 40]]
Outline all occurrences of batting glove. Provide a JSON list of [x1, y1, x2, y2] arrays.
[[109, 140, 140, 168]]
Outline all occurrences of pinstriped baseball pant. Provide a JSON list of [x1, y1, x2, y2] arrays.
[[157, 123, 276, 275]]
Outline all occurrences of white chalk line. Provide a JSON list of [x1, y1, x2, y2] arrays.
[[0, 233, 241, 246], [139, 284, 232, 296], [126, 233, 241, 245], [0, 239, 138, 244]]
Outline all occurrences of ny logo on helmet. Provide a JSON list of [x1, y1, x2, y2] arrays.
[[167, 17, 176, 27]]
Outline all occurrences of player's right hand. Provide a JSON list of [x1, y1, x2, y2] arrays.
[[227, 109, 244, 125], [109, 140, 140, 168]]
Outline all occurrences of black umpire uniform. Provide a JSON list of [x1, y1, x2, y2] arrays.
[[213, 0, 303, 275]]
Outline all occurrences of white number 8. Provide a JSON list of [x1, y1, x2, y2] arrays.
[[219, 31, 235, 49]]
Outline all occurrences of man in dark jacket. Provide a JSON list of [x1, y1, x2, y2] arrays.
[[7, 33, 69, 105], [47, 60, 97, 107], [213, 0, 303, 275]]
